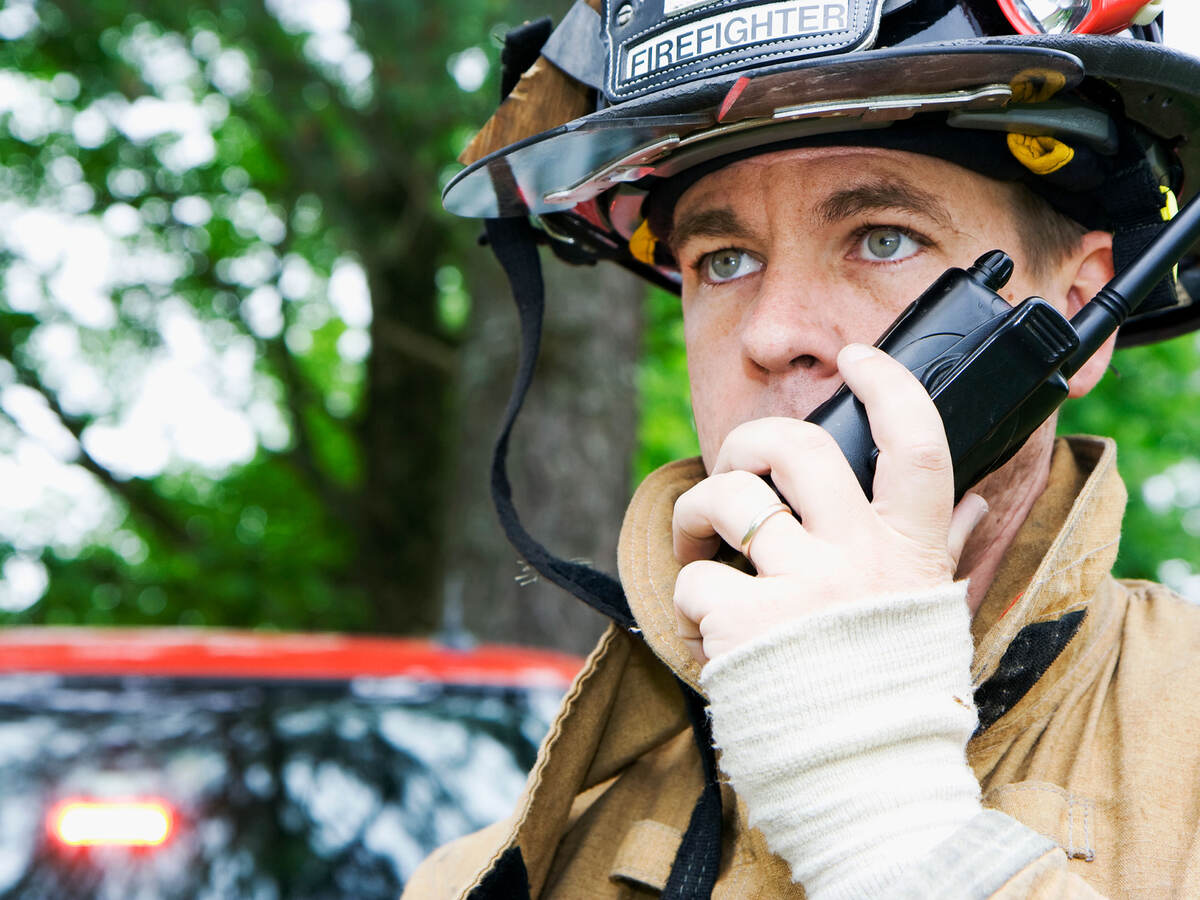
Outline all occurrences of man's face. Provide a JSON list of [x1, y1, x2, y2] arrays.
[[672, 147, 1056, 468]]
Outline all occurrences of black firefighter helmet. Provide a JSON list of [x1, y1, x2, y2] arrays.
[[443, 0, 1200, 345]]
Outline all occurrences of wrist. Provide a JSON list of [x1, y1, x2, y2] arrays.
[[700, 582, 981, 899]]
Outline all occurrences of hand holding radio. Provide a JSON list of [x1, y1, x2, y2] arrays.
[[672, 345, 986, 664]]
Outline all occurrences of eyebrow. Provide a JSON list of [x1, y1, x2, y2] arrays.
[[668, 175, 955, 253], [815, 178, 953, 229], [668, 207, 758, 254]]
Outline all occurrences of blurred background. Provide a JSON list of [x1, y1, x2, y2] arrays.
[[0, 0, 1197, 657]]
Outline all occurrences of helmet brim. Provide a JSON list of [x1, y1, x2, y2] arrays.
[[444, 42, 1088, 217], [444, 34, 1200, 345], [446, 35, 1200, 214]]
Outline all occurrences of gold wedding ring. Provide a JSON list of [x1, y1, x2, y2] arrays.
[[738, 502, 791, 556]]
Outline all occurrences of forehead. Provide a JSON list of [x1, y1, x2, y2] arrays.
[[671, 146, 1009, 227]]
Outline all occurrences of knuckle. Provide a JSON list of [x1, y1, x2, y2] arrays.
[[672, 485, 698, 519], [787, 419, 838, 453], [719, 419, 768, 458], [855, 348, 898, 378], [721, 468, 767, 494], [674, 479, 717, 517], [674, 561, 711, 604], [906, 438, 952, 473], [675, 559, 705, 589], [670, 503, 692, 536]]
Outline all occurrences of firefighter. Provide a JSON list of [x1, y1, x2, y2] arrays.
[[408, 1, 1200, 896]]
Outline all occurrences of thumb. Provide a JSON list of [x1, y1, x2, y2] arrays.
[[947, 492, 988, 568]]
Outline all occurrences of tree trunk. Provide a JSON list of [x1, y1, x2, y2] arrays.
[[443, 246, 644, 655], [359, 211, 458, 636]]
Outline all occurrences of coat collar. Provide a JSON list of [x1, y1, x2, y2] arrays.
[[969, 437, 1125, 686]]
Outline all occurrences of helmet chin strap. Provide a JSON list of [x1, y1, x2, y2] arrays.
[[483, 216, 636, 630], [477, 24, 723, 899], [482, 16, 636, 629], [485, 214, 724, 900]]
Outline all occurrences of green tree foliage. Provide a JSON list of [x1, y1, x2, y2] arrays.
[[4, 0, 1196, 636], [0, 0, 517, 630], [635, 286, 697, 483], [1059, 335, 1200, 590]]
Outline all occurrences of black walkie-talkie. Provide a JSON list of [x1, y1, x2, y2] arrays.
[[806, 195, 1200, 501]]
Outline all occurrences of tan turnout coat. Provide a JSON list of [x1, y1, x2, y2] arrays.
[[405, 437, 1200, 898]]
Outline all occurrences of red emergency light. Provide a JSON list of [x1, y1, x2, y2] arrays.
[[49, 799, 174, 848], [996, 0, 1162, 34]]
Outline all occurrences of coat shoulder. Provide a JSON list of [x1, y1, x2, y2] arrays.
[[402, 820, 511, 900], [1118, 578, 1200, 642], [1112, 578, 1200, 700]]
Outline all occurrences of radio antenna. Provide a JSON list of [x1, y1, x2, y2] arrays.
[[1064, 195, 1200, 379]]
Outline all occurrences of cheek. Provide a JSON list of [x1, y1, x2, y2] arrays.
[[681, 302, 746, 460], [838, 269, 939, 337], [683, 312, 727, 406], [681, 293, 738, 376]]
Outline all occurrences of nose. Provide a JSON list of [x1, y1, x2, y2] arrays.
[[739, 264, 849, 382]]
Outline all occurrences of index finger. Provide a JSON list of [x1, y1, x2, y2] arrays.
[[836, 343, 954, 539]]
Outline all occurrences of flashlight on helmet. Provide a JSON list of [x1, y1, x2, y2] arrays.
[[996, 0, 1163, 35]]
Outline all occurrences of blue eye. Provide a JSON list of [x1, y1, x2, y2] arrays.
[[703, 249, 762, 283], [859, 227, 921, 262]]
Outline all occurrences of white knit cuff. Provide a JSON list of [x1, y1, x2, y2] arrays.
[[700, 582, 981, 900]]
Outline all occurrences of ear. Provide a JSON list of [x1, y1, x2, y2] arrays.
[[1061, 231, 1117, 399]]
